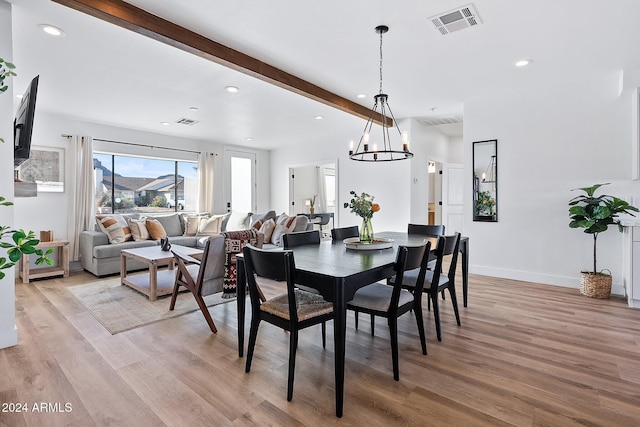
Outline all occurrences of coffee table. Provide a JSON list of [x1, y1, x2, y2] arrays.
[[120, 245, 202, 301]]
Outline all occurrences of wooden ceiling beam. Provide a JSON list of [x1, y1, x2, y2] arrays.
[[51, 0, 392, 127]]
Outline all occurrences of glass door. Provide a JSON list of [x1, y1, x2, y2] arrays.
[[224, 150, 256, 213]]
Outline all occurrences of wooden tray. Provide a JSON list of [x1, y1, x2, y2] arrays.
[[343, 237, 394, 250]]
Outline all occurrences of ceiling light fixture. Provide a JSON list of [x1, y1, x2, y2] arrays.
[[315, 115, 323, 120], [38, 24, 65, 37], [514, 59, 532, 67], [245, 137, 253, 141], [357, 94, 366, 99], [160, 121, 170, 126], [349, 25, 413, 162], [189, 106, 199, 112], [225, 86, 239, 93]]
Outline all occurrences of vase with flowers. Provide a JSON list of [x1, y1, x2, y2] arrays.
[[308, 195, 317, 214], [343, 191, 380, 244]]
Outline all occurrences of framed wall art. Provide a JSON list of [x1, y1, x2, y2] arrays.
[[18, 146, 65, 193]]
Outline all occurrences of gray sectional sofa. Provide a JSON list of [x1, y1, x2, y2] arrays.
[[79, 210, 311, 276]]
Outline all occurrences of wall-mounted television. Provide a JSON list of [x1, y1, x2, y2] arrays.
[[14, 75, 39, 167]]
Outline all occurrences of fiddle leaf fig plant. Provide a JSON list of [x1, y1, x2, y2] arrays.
[[569, 183, 639, 274], [0, 198, 52, 280]]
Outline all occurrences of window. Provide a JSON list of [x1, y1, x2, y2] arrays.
[[94, 152, 198, 214]]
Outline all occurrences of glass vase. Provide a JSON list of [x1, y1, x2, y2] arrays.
[[360, 217, 374, 244]]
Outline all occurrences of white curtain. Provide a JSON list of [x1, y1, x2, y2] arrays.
[[198, 152, 216, 214], [67, 135, 95, 261], [316, 165, 327, 213]]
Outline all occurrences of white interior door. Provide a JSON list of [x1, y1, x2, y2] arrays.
[[441, 162, 464, 234], [224, 149, 256, 213]]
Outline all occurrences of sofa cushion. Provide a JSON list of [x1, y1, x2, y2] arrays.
[[225, 211, 252, 231], [164, 235, 200, 247], [96, 214, 132, 244], [271, 215, 297, 246], [292, 215, 310, 232], [152, 213, 184, 237], [145, 218, 167, 240], [93, 240, 157, 259], [197, 215, 225, 236], [258, 218, 276, 242], [128, 218, 150, 241]]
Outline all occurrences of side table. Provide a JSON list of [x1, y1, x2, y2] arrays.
[[19, 239, 70, 283]]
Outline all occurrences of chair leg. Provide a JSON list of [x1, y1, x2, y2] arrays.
[[449, 286, 461, 326], [245, 317, 261, 373], [322, 322, 326, 348], [287, 329, 299, 402], [355, 311, 359, 329], [370, 314, 375, 336], [169, 281, 181, 310], [194, 294, 217, 333], [388, 317, 400, 381], [414, 300, 427, 355], [432, 294, 442, 342]]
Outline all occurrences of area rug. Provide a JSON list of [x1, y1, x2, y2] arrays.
[[66, 277, 234, 334]]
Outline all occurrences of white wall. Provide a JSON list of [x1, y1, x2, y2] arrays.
[[12, 111, 271, 244], [463, 73, 640, 293], [0, 0, 17, 349]]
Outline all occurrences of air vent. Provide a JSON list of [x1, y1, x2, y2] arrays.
[[175, 117, 200, 126], [418, 116, 463, 126], [428, 4, 481, 36]]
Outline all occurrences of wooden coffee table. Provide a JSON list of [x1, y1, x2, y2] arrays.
[[120, 245, 202, 301]]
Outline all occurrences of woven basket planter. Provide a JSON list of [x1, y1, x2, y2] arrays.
[[579, 271, 612, 299]]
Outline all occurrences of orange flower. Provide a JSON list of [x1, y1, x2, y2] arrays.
[[371, 203, 380, 213]]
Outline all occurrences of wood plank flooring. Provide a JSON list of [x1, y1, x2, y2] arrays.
[[2, 269, 640, 426]]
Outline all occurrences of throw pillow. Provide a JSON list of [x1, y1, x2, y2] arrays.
[[292, 215, 310, 232], [197, 215, 223, 236], [129, 218, 150, 241], [258, 218, 276, 242], [225, 211, 252, 231], [270, 214, 297, 246], [152, 213, 183, 237], [145, 218, 167, 240], [96, 214, 132, 244], [252, 219, 263, 231]]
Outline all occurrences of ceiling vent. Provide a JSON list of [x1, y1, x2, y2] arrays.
[[428, 4, 481, 36], [418, 116, 463, 126], [175, 117, 200, 126]]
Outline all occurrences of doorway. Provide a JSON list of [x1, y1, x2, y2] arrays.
[[427, 160, 442, 225]]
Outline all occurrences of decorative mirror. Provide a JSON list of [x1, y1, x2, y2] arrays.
[[473, 139, 498, 222]]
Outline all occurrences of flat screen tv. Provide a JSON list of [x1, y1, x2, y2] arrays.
[[14, 75, 39, 167]]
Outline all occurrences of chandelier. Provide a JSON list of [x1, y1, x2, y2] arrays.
[[349, 25, 414, 162]]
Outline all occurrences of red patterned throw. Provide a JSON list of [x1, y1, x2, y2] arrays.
[[222, 229, 259, 298]]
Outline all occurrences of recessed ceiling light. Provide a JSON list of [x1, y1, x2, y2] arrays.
[[357, 94, 366, 99], [514, 59, 532, 68], [160, 122, 171, 126], [245, 137, 253, 141], [38, 24, 65, 37], [315, 115, 324, 120], [225, 86, 239, 93], [189, 106, 199, 112]]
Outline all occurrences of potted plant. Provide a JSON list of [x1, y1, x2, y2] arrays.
[[568, 183, 639, 298]]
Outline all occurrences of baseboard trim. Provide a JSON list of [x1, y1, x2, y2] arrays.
[[471, 265, 625, 296]]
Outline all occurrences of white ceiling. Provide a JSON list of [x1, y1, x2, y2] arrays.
[[9, 0, 640, 150]]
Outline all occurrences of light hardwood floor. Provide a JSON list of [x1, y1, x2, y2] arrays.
[[2, 269, 640, 426]]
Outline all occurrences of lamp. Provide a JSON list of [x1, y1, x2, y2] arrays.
[[349, 25, 414, 162]]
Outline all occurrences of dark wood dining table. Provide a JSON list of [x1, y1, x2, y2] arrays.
[[236, 231, 469, 417]]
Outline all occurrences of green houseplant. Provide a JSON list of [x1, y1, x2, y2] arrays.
[[0, 60, 51, 279], [568, 183, 638, 298]]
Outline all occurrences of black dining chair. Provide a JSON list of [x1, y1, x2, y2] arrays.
[[393, 232, 461, 341], [346, 241, 431, 381], [408, 223, 445, 237], [331, 225, 359, 241], [243, 245, 334, 402], [282, 229, 321, 249]]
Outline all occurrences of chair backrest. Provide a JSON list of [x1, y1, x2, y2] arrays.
[[331, 225, 359, 241], [388, 242, 431, 312], [243, 244, 299, 321], [428, 232, 461, 292], [172, 234, 226, 297], [282, 229, 321, 248], [408, 223, 445, 237]]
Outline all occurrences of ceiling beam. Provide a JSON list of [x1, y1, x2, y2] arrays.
[[51, 0, 392, 127]]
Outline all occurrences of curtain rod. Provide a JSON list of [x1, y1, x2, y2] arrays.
[[61, 134, 217, 156]]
